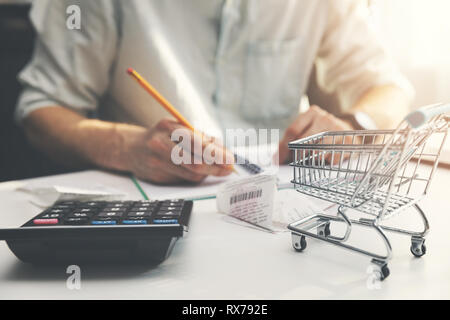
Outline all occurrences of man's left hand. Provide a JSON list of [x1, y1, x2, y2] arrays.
[[276, 105, 354, 164]]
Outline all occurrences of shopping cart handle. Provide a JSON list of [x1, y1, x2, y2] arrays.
[[405, 103, 450, 128]]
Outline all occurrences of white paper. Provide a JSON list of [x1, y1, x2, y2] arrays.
[[217, 176, 335, 233], [136, 143, 293, 200], [216, 171, 278, 231], [272, 189, 335, 229], [18, 184, 126, 208], [138, 164, 292, 201]]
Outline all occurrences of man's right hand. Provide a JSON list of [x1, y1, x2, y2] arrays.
[[117, 119, 234, 184], [23, 107, 234, 185]]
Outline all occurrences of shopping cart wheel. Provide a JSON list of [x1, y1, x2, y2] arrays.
[[317, 222, 331, 238], [380, 265, 390, 281], [371, 259, 390, 281], [292, 234, 307, 252], [410, 237, 426, 257]]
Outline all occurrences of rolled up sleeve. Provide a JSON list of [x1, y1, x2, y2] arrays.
[[15, 0, 119, 123], [315, 0, 414, 111]]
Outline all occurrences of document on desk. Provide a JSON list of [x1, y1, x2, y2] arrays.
[[137, 165, 292, 201], [218, 178, 333, 233], [137, 144, 293, 201]]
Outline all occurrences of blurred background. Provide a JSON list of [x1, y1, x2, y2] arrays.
[[0, 0, 449, 182], [370, 0, 450, 107]]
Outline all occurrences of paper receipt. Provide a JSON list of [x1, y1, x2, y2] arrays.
[[216, 171, 277, 230]]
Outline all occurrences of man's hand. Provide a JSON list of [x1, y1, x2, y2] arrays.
[[276, 105, 354, 164], [23, 107, 234, 185], [120, 119, 234, 184]]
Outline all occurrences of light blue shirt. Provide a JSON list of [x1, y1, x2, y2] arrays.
[[16, 0, 413, 137]]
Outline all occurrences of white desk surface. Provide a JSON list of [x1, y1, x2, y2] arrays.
[[0, 167, 449, 300]]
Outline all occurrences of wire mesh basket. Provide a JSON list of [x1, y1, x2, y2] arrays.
[[288, 104, 450, 280]]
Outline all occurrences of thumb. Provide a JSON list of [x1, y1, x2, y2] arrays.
[[277, 141, 290, 164]]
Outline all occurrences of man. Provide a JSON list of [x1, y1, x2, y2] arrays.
[[16, 0, 413, 184]]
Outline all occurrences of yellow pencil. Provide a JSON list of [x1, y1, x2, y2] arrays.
[[127, 68, 195, 130], [127, 68, 237, 173]]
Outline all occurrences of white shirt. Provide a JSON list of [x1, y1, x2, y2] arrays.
[[16, 0, 413, 137]]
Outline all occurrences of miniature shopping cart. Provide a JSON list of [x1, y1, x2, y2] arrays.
[[288, 104, 450, 280]]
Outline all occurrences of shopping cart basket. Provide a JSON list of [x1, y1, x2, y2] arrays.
[[288, 103, 450, 280]]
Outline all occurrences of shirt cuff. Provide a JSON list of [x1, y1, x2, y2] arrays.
[[15, 88, 93, 125]]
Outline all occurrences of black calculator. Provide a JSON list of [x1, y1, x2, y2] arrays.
[[0, 199, 193, 265]]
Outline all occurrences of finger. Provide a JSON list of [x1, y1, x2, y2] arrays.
[[157, 119, 215, 158], [134, 164, 185, 185], [300, 114, 350, 165], [181, 137, 234, 176], [278, 107, 323, 163], [275, 143, 290, 165], [146, 155, 209, 183], [144, 171, 185, 185], [158, 119, 234, 170], [299, 113, 330, 143], [282, 106, 324, 143], [149, 132, 231, 177], [205, 136, 235, 169], [189, 131, 235, 170]]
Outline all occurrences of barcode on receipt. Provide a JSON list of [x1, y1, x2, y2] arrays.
[[230, 189, 263, 205]]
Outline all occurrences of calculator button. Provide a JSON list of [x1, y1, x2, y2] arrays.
[[102, 207, 126, 212], [162, 199, 183, 204], [98, 211, 124, 218], [91, 220, 117, 225], [129, 209, 154, 214], [160, 206, 183, 212], [133, 202, 156, 207], [40, 213, 63, 219], [156, 211, 181, 217], [69, 212, 92, 218], [159, 206, 181, 211], [153, 219, 178, 224], [130, 205, 154, 209], [127, 211, 151, 217], [159, 206, 183, 212], [105, 203, 131, 209], [161, 204, 183, 209], [83, 202, 105, 208], [77, 208, 99, 214], [155, 215, 181, 220], [65, 217, 89, 225], [33, 219, 59, 225], [47, 208, 70, 214], [162, 200, 184, 205], [130, 207, 155, 213], [57, 201, 78, 206], [52, 205, 73, 209], [122, 219, 148, 225]]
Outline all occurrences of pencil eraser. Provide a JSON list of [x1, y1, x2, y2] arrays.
[[126, 68, 134, 74]]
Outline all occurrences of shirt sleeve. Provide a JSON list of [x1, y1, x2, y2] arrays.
[[315, 0, 415, 112], [15, 0, 119, 123]]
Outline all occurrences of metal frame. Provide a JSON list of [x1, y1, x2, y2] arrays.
[[288, 111, 449, 280]]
